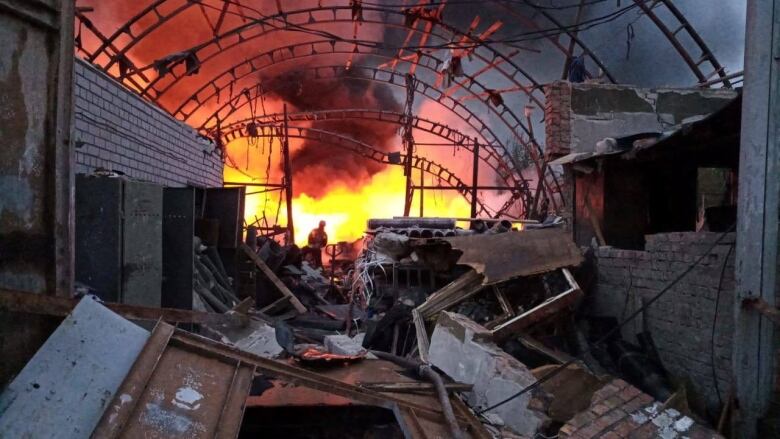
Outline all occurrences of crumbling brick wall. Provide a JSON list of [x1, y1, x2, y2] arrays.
[[591, 231, 736, 414], [72, 59, 223, 187], [559, 379, 723, 438], [543, 81, 737, 158], [544, 81, 572, 159]]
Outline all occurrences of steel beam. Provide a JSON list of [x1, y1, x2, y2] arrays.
[[733, 0, 780, 436]]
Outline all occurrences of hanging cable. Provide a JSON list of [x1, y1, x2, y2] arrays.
[[710, 242, 735, 407]]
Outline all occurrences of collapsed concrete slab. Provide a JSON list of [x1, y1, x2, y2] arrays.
[[428, 311, 550, 436]]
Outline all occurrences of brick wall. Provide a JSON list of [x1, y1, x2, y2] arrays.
[[591, 231, 736, 413], [72, 59, 223, 188], [543, 81, 737, 157], [544, 81, 572, 159], [559, 379, 722, 438]]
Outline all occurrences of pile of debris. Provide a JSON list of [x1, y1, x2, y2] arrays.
[[0, 216, 727, 438]]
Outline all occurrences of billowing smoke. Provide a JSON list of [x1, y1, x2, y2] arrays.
[[264, 66, 403, 198]]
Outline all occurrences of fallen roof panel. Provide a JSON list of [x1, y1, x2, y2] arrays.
[[0, 297, 150, 438], [443, 229, 583, 285]]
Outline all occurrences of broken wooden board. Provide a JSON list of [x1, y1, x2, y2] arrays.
[[492, 269, 583, 342], [443, 229, 583, 285], [240, 243, 307, 314], [416, 270, 485, 320], [412, 308, 430, 363]]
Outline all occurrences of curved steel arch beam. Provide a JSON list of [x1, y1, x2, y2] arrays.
[[87, 4, 547, 110], [197, 64, 532, 189], [500, 2, 617, 83], [198, 63, 555, 212], [172, 41, 536, 179], [172, 39, 519, 122], [229, 125, 497, 217], [218, 109, 524, 193], [630, 0, 732, 87], [81, 1, 572, 211]]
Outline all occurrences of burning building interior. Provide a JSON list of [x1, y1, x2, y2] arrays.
[[0, 0, 778, 438]]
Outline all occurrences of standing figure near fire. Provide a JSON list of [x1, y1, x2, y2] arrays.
[[306, 220, 328, 268]]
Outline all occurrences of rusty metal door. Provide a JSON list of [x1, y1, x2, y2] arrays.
[[0, 0, 74, 295]]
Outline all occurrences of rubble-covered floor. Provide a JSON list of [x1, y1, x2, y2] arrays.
[[0, 218, 730, 438]]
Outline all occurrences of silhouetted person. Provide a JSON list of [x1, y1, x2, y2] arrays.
[[568, 54, 591, 83], [305, 220, 328, 268]]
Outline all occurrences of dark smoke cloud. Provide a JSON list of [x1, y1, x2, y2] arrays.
[[264, 65, 402, 198]]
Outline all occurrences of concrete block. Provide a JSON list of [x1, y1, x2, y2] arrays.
[[324, 334, 367, 357], [218, 320, 283, 359], [428, 312, 549, 437]]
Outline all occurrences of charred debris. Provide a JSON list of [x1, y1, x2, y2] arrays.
[[2, 215, 724, 438]]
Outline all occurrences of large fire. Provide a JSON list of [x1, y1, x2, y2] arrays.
[[225, 137, 472, 247], [75, 0, 515, 244]]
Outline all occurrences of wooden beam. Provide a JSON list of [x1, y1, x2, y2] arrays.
[[358, 382, 473, 393], [240, 243, 307, 314], [0, 288, 247, 326], [412, 308, 430, 363], [416, 270, 484, 320]]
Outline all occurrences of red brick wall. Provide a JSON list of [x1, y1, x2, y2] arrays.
[[544, 81, 572, 159], [559, 379, 723, 439]]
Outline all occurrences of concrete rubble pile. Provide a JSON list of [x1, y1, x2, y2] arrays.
[[0, 217, 727, 438]]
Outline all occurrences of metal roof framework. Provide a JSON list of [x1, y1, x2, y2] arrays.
[[74, 0, 736, 218]]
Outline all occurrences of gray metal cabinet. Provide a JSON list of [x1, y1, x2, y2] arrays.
[[76, 176, 162, 307], [162, 187, 195, 310]]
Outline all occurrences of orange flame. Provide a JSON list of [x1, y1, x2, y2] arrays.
[[225, 138, 471, 247]]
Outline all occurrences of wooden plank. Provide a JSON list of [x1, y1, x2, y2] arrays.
[[259, 296, 291, 314], [416, 270, 484, 319], [733, 1, 780, 435], [240, 243, 307, 313], [91, 322, 175, 438], [214, 364, 255, 439], [450, 396, 493, 439], [0, 288, 247, 326], [412, 308, 430, 363], [516, 335, 574, 364], [358, 382, 473, 393]]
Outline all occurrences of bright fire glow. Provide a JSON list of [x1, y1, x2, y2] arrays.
[[225, 138, 471, 247]]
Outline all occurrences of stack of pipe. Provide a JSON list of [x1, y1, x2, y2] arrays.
[[193, 237, 240, 313]]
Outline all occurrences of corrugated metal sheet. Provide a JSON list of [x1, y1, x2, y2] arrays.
[[444, 229, 583, 285], [0, 297, 150, 438]]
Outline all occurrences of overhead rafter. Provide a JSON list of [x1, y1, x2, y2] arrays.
[[72, 0, 735, 220]]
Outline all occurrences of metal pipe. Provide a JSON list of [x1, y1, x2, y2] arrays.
[[369, 218, 456, 230], [370, 351, 465, 439], [471, 137, 480, 219], [282, 104, 295, 244]]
